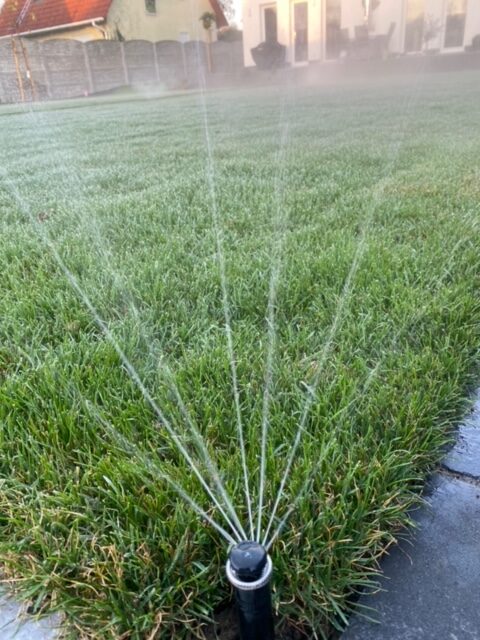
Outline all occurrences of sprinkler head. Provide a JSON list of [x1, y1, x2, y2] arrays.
[[229, 541, 268, 583], [226, 542, 275, 640], [226, 541, 272, 589]]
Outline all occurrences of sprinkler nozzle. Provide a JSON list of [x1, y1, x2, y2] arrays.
[[226, 541, 275, 640]]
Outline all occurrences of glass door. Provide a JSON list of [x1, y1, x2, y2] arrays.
[[293, 2, 309, 63], [263, 5, 278, 43], [326, 0, 342, 60], [404, 0, 425, 53], [444, 0, 467, 48]]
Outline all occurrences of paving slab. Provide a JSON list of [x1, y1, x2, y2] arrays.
[[444, 427, 480, 478], [342, 474, 480, 640], [443, 391, 480, 478], [0, 592, 61, 640]]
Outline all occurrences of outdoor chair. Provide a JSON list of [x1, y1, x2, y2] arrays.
[[347, 22, 396, 60], [354, 25, 369, 42], [349, 25, 371, 59], [372, 22, 396, 59], [339, 28, 351, 57]]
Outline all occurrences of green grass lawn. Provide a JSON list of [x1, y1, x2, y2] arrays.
[[1, 69, 480, 639]]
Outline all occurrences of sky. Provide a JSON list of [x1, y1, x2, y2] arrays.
[[231, 0, 243, 26]]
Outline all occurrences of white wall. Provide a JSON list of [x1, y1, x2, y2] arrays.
[[370, 1, 404, 52], [309, 0, 324, 62], [242, 0, 480, 67], [276, 0, 290, 59], [425, 0, 446, 51], [465, 0, 480, 47], [331, 0, 404, 57], [340, 0, 364, 38], [242, 0, 324, 66], [108, 0, 215, 43], [423, 0, 480, 52], [340, 0, 480, 54], [281, 0, 324, 63], [242, 0, 265, 65]]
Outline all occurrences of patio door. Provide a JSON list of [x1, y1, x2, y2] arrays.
[[262, 5, 278, 43], [444, 0, 467, 49], [293, 1, 309, 63], [326, 0, 342, 60], [404, 0, 425, 53]]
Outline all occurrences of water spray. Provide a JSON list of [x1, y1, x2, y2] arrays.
[[226, 541, 275, 640]]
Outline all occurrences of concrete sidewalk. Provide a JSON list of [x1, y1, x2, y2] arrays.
[[342, 391, 480, 640], [0, 593, 61, 640]]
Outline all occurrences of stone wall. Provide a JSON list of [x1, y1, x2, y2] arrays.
[[0, 38, 244, 103]]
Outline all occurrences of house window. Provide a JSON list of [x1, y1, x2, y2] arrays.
[[145, 0, 156, 14], [262, 5, 277, 43], [444, 0, 467, 48], [404, 0, 425, 53]]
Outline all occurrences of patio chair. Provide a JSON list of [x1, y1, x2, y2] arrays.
[[372, 22, 396, 59], [339, 28, 351, 56], [350, 24, 370, 58], [354, 25, 369, 42]]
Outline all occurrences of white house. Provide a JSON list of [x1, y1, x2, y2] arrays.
[[242, 0, 480, 67]]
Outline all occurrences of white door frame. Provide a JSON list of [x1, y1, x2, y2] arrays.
[[402, 0, 427, 54], [440, 0, 468, 52], [260, 2, 277, 42], [401, 0, 469, 54], [290, 0, 309, 65]]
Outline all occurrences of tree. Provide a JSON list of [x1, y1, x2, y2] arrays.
[[219, 0, 235, 22]]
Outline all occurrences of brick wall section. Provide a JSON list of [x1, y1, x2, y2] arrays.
[[0, 38, 244, 103]]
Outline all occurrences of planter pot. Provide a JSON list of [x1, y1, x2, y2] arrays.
[[251, 41, 286, 70]]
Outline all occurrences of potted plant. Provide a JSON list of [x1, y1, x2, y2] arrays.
[[200, 11, 217, 72]]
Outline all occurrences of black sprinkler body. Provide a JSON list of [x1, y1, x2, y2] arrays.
[[226, 541, 275, 640]]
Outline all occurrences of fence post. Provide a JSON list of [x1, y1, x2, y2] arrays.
[[11, 38, 25, 102], [40, 49, 52, 99], [181, 42, 187, 86], [83, 43, 94, 95], [120, 41, 129, 85], [19, 38, 37, 101], [152, 41, 160, 82]]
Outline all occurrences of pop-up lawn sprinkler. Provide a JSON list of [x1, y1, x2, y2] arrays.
[[226, 541, 275, 640]]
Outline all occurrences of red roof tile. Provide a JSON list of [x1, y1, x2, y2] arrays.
[[209, 0, 228, 28], [0, 0, 113, 38]]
